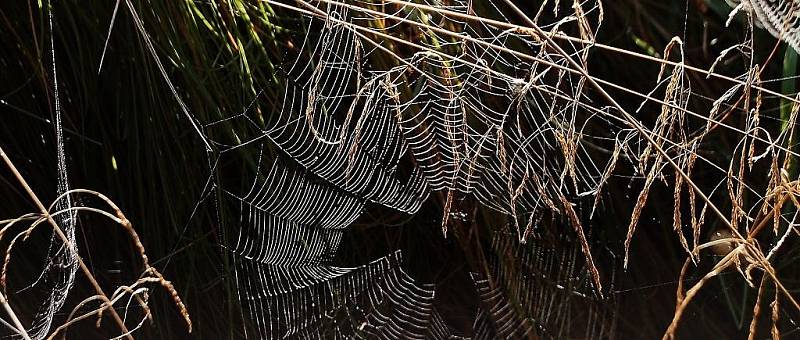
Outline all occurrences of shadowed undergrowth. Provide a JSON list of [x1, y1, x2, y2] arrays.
[[2, 0, 800, 339]]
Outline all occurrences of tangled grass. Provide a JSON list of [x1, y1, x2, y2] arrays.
[[3, 0, 800, 338]]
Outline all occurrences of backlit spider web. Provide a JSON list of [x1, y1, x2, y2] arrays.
[[727, 0, 800, 52], [15, 5, 81, 339], [11, 0, 800, 338], [470, 229, 615, 339], [203, 0, 622, 338]]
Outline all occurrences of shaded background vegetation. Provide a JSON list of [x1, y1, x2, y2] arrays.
[[1, 0, 799, 338]]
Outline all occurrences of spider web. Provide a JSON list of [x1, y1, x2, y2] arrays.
[[123, 0, 800, 337], [96, 0, 800, 334], [7, 0, 800, 337], [470, 230, 615, 339], [728, 0, 800, 52], [14, 5, 81, 338], [194, 0, 623, 337]]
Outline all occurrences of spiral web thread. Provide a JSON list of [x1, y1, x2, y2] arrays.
[[729, 0, 800, 52], [126, 0, 800, 337], [16, 4, 81, 339], [200, 0, 624, 337], [9, 0, 800, 338]]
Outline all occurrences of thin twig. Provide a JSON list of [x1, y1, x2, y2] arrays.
[[0, 289, 31, 340], [0, 146, 134, 340]]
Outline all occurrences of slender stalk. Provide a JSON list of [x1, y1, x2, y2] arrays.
[[0, 289, 31, 340], [274, 0, 800, 159], [0, 146, 134, 340], [500, 0, 735, 233], [280, 0, 800, 245], [378, 0, 800, 105]]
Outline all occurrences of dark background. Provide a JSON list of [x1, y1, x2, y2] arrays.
[[1, 0, 799, 338]]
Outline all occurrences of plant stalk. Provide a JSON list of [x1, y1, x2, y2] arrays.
[[0, 146, 134, 340]]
